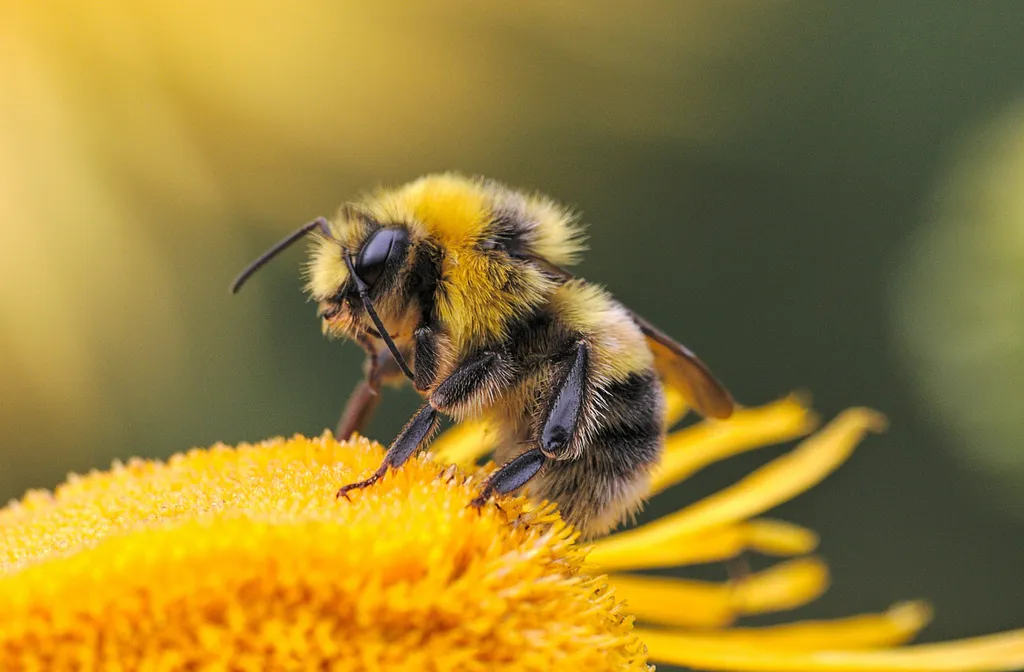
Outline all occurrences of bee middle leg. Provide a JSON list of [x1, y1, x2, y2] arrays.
[[337, 402, 439, 499], [336, 327, 515, 498]]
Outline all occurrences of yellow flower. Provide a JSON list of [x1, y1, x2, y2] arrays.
[[1, 392, 1022, 671]]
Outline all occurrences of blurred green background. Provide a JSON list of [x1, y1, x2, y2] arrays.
[[2, 0, 1021, 658]]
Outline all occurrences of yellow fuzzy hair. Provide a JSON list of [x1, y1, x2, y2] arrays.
[[549, 280, 653, 384], [306, 174, 586, 349]]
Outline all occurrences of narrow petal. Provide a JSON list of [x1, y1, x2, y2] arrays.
[[430, 418, 496, 467], [662, 384, 689, 427], [588, 518, 818, 572], [651, 395, 818, 495], [609, 557, 829, 628], [740, 601, 933, 649], [637, 601, 931, 650], [638, 625, 1024, 671], [600, 409, 886, 550], [432, 394, 811, 485]]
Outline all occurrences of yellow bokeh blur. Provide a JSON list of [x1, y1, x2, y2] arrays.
[[893, 103, 1024, 516], [0, 1, 775, 493]]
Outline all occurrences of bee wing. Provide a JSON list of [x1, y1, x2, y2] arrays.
[[525, 254, 734, 420], [627, 310, 734, 419]]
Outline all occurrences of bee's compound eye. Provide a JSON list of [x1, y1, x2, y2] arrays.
[[355, 228, 408, 287]]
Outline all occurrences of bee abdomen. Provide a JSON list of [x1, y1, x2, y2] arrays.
[[533, 370, 664, 538]]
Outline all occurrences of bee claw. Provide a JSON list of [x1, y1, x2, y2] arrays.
[[336, 473, 382, 500], [468, 488, 494, 510]]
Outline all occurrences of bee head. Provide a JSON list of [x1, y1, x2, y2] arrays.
[[231, 211, 420, 362], [298, 211, 425, 363]]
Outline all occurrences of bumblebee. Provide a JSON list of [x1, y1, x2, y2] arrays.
[[232, 174, 733, 536]]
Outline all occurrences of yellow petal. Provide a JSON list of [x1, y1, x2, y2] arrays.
[[429, 417, 496, 467], [639, 601, 931, 650], [609, 557, 829, 628], [651, 394, 818, 495], [638, 625, 1024, 671], [662, 384, 689, 427], [589, 518, 818, 572], [432, 394, 812, 484], [598, 408, 886, 552]]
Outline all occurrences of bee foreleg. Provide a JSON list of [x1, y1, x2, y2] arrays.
[[469, 448, 546, 508], [335, 377, 382, 440], [336, 338, 413, 439], [336, 403, 439, 499]]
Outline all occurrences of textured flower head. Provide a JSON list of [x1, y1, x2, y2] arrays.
[[1, 436, 646, 670], [1, 393, 1022, 671]]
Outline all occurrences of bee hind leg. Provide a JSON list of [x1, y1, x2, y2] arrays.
[[471, 341, 589, 508], [469, 449, 547, 508], [538, 341, 588, 458]]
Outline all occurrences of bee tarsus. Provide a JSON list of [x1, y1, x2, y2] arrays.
[[337, 404, 439, 499], [335, 466, 385, 500], [470, 448, 548, 508]]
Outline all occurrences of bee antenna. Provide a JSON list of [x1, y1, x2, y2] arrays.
[[230, 217, 333, 294], [343, 253, 416, 382]]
